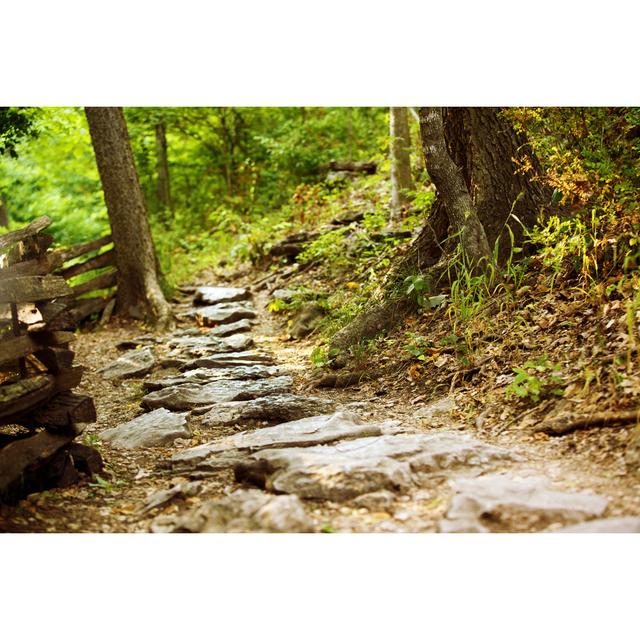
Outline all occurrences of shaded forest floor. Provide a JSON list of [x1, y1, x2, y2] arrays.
[[2, 258, 640, 533]]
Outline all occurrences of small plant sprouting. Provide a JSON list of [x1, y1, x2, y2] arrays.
[[505, 356, 565, 404], [82, 433, 101, 447], [404, 274, 447, 309], [88, 475, 125, 494]]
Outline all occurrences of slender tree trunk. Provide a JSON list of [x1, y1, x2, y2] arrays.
[[85, 107, 173, 329], [419, 107, 491, 266], [390, 107, 415, 221], [347, 108, 354, 162], [155, 121, 172, 218], [0, 198, 8, 228]]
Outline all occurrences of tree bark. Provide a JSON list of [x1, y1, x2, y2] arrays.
[[390, 107, 415, 220], [419, 108, 491, 266], [155, 121, 172, 217], [85, 107, 172, 329]]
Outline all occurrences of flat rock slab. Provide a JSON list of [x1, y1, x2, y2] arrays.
[[151, 489, 313, 533], [209, 318, 253, 337], [143, 365, 281, 391], [189, 351, 275, 369], [440, 474, 609, 533], [141, 375, 293, 411], [552, 517, 640, 533], [235, 432, 517, 502], [99, 408, 190, 448], [166, 333, 253, 357], [196, 304, 257, 327], [194, 286, 251, 305], [98, 347, 156, 380], [160, 351, 275, 372], [172, 411, 395, 468], [141, 481, 202, 515], [201, 394, 336, 428]]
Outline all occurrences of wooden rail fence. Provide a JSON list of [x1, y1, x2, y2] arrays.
[[0, 216, 104, 503]]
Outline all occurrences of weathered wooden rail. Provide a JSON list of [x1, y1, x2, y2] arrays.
[[54, 232, 117, 325], [0, 216, 104, 503]]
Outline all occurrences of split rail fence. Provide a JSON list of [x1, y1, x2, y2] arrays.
[[0, 216, 107, 502]]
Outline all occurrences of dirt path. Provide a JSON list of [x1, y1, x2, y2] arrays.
[[2, 280, 640, 533]]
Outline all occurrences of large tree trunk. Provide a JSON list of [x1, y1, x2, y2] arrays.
[[155, 121, 172, 218], [85, 107, 173, 329], [331, 107, 550, 351], [389, 107, 415, 221], [419, 107, 491, 266]]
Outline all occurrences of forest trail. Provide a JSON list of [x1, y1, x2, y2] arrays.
[[2, 278, 640, 533]]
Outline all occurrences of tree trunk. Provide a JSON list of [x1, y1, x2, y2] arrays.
[[85, 107, 173, 329], [0, 198, 8, 228], [419, 107, 491, 266], [390, 107, 415, 220], [155, 121, 172, 218], [331, 107, 550, 352]]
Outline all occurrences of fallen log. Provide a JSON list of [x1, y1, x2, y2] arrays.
[[535, 409, 640, 436]]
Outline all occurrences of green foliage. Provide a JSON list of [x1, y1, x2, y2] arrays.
[[297, 228, 348, 264], [88, 474, 126, 494], [309, 345, 341, 368], [0, 108, 107, 244], [505, 356, 565, 404], [0, 107, 387, 286], [403, 274, 447, 309], [0, 107, 38, 157], [403, 332, 433, 361], [81, 433, 102, 448]]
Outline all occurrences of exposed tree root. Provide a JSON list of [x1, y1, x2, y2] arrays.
[[536, 409, 640, 436]]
